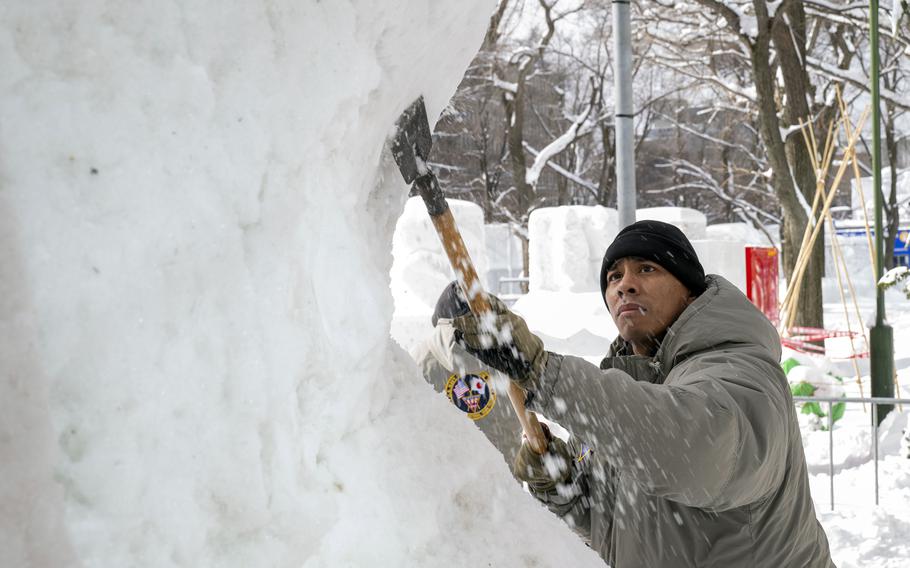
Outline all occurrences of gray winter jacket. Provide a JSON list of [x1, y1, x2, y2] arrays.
[[524, 275, 834, 567], [411, 323, 524, 472]]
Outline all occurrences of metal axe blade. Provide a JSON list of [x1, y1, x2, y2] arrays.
[[390, 96, 434, 184]]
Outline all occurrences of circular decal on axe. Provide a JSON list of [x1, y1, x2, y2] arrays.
[[445, 372, 496, 421]]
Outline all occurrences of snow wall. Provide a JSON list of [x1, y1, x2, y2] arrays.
[[0, 2, 602, 567]]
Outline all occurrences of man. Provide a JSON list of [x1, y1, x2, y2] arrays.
[[445, 220, 835, 567]]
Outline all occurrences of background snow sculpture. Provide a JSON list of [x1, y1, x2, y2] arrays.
[[528, 205, 618, 293]]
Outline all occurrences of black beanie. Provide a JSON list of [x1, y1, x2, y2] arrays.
[[599, 220, 707, 304]]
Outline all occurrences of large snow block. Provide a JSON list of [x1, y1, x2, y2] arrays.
[[528, 206, 618, 293], [391, 197, 488, 315], [707, 222, 773, 246], [637, 207, 707, 240], [692, 239, 747, 292]]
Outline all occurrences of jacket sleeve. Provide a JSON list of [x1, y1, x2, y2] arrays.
[[411, 334, 525, 472], [524, 349, 791, 511], [524, 435, 595, 544]]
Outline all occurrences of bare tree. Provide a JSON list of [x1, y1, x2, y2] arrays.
[[806, 1, 910, 268], [639, 0, 851, 330], [434, 0, 909, 322]]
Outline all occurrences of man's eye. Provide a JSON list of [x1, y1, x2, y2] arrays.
[[608, 272, 622, 282], [640, 265, 656, 273]]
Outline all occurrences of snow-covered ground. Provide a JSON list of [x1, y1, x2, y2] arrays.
[[799, 295, 910, 568]]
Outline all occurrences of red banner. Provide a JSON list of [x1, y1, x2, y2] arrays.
[[746, 246, 779, 326]]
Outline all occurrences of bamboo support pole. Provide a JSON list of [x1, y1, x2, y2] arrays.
[[783, 120, 829, 330], [781, 109, 870, 330], [836, 90, 879, 290], [783, 117, 833, 324], [826, 214, 867, 410]]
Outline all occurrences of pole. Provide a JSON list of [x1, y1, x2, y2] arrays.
[[869, 0, 894, 425], [828, 402, 834, 511], [613, 0, 636, 228]]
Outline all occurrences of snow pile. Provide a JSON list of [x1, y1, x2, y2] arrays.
[[789, 365, 846, 400], [512, 291, 616, 363], [528, 205, 618, 292], [808, 408, 910, 567], [391, 205, 761, 314], [637, 206, 707, 239], [879, 265, 910, 299], [822, 507, 910, 568], [706, 222, 774, 246], [0, 2, 603, 566]]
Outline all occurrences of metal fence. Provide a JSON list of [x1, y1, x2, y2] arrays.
[[792, 395, 910, 510], [498, 276, 529, 306], [497, 276, 529, 294]]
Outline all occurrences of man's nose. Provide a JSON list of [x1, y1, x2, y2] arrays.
[[617, 273, 638, 295]]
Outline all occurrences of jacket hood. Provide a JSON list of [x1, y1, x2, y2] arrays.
[[659, 275, 781, 367], [609, 275, 781, 371]]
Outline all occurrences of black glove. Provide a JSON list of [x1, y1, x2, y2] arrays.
[[434, 281, 547, 384], [432, 281, 471, 326]]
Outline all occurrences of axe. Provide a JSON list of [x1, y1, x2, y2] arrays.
[[390, 96, 547, 455]]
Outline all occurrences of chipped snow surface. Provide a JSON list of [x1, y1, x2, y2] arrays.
[[0, 1, 605, 567]]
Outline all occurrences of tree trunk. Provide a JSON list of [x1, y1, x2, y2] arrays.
[[768, 0, 825, 330], [519, 231, 530, 293]]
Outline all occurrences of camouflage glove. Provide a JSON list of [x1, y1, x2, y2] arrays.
[[448, 289, 547, 386], [514, 424, 574, 492]]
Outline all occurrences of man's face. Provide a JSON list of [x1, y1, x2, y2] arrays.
[[604, 256, 695, 356]]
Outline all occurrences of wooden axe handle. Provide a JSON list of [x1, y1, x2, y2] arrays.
[[428, 207, 548, 455]]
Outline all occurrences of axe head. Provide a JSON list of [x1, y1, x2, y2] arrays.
[[391, 96, 433, 184]]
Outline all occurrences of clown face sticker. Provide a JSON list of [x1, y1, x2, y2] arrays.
[[445, 371, 496, 420]]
